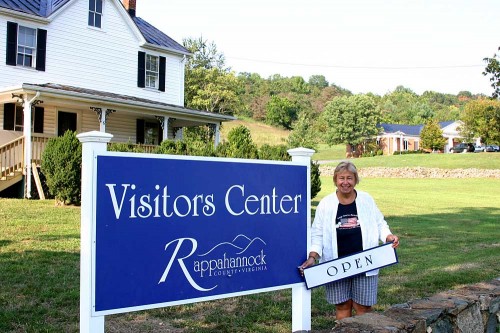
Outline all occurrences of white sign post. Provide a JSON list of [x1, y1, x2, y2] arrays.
[[78, 131, 112, 333], [288, 148, 314, 333]]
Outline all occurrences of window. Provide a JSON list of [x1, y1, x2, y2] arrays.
[[136, 119, 162, 145], [137, 51, 166, 91], [88, 0, 103, 28], [3, 103, 44, 133], [144, 121, 160, 145], [17, 26, 37, 67], [145, 54, 159, 89], [403, 139, 409, 151], [6, 22, 46, 71]]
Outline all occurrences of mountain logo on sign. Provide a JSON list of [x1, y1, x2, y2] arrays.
[[198, 234, 267, 256]]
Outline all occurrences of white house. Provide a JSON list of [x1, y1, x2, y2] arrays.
[[0, 0, 235, 197]]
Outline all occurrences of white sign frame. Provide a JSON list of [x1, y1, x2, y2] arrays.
[[77, 132, 315, 333]]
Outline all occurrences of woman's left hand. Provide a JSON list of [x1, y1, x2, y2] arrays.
[[386, 234, 400, 248]]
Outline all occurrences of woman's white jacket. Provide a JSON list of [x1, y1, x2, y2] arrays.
[[309, 190, 392, 276]]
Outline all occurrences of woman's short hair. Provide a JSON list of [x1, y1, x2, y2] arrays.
[[333, 161, 360, 184]]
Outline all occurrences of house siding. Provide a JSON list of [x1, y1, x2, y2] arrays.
[[105, 112, 137, 143], [0, 0, 184, 106]]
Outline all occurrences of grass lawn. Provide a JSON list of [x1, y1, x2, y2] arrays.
[[1, 174, 499, 332]]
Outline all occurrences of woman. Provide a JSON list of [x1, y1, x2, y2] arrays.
[[300, 161, 399, 320]]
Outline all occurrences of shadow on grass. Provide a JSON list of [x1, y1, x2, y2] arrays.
[[0, 207, 498, 333], [36, 234, 80, 242], [0, 240, 13, 247], [0, 250, 80, 333]]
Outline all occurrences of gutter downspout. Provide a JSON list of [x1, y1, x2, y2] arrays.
[[23, 91, 40, 198]]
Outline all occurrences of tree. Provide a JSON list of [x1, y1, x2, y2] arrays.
[[483, 47, 500, 99], [461, 99, 500, 144], [183, 36, 226, 70], [308, 75, 329, 88], [320, 94, 382, 152], [265, 96, 299, 129], [419, 119, 447, 151], [287, 110, 318, 149], [183, 37, 243, 115], [188, 67, 242, 115]]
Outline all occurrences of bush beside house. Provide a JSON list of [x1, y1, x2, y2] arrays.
[[41, 131, 82, 205]]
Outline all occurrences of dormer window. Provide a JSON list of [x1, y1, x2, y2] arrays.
[[146, 54, 159, 89], [88, 0, 103, 28], [17, 26, 37, 67]]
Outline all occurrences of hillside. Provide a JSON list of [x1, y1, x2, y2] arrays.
[[220, 117, 290, 146]]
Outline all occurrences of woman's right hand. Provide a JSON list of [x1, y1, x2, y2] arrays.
[[300, 256, 316, 270], [298, 254, 318, 276]]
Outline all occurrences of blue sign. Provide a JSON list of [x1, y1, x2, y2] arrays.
[[94, 154, 308, 314]]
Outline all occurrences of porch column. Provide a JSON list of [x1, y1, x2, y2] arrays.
[[214, 123, 221, 147], [91, 107, 115, 132], [447, 137, 453, 153], [392, 135, 398, 154], [163, 117, 169, 141], [23, 92, 40, 198]]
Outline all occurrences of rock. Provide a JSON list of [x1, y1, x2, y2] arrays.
[[319, 167, 500, 179]]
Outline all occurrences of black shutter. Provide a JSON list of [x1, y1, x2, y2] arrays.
[[6, 22, 18, 66], [136, 119, 144, 144], [157, 123, 163, 144], [34, 107, 44, 133], [159, 56, 166, 92], [3, 103, 15, 130], [137, 51, 145, 88], [36, 29, 47, 71]]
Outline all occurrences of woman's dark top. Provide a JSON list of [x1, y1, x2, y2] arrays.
[[335, 200, 363, 258]]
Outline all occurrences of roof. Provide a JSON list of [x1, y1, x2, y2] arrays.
[[133, 16, 188, 54], [0, 0, 189, 53], [16, 83, 235, 122], [379, 123, 423, 136], [0, 0, 69, 16]]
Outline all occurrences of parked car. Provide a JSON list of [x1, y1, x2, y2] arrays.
[[474, 145, 486, 152], [485, 145, 500, 152], [449, 143, 475, 153]]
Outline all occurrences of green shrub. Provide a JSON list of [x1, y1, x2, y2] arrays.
[[41, 131, 82, 205], [258, 144, 290, 161], [310, 161, 321, 199], [156, 140, 188, 155], [185, 137, 216, 157], [399, 150, 425, 155], [108, 142, 145, 153], [218, 125, 258, 159]]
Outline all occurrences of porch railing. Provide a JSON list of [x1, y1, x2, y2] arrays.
[[0, 136, 24, 180], [31, 136, 51, 166]]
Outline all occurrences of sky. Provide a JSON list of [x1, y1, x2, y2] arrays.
[[135, 0, 500, 96]]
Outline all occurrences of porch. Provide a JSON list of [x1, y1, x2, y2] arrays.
[[0, 83, 235, 198]]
